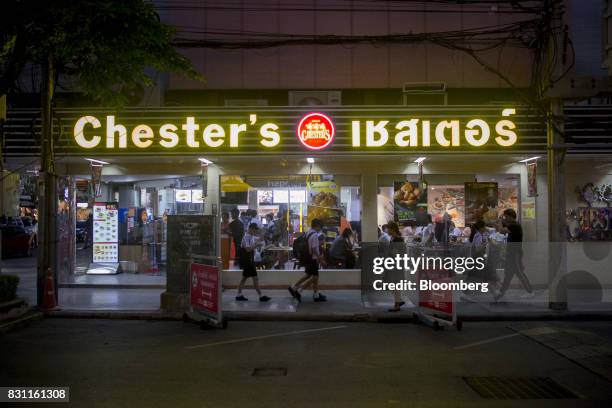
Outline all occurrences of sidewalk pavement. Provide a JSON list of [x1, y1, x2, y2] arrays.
[[46, 287, 612, 322], [7, 253, 612, 321]]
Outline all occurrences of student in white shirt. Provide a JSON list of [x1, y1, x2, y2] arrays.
[[236, 223, 270, 302]]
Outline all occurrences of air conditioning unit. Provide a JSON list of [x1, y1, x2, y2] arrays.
[[125, 70, 167, 107], [402, 82, 447, 105], [288, 90, 342, 106]]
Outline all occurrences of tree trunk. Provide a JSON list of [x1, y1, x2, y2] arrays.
[[37, 55, 56, 307], [0, 95, 5, 273]]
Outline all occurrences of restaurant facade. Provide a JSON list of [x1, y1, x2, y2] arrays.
[[2, 1, 611, 312], [3, 102, 611, 311]]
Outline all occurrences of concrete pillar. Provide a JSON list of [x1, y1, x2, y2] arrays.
[[205, 165, 220, 215], [361, 172, 378, 242]]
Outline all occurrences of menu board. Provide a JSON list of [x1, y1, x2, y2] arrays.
[[166, 215, 216, 293], [289, 190, 306, 203], [175, 189, 192, 203], [191, 189, 204, 203], [92, 202, 119, 263], [428, 185, 465, 227], [257, 190, 273, 204], [308, 181, 340, 208], [273, 189, 289, 203]]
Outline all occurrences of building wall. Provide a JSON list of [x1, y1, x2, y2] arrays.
[[161, 0, 534, 91]]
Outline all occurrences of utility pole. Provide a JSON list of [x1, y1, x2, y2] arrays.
[[547, 100, 567, 310], [545, 0, 567, 310], [37, 55, 56, 306]]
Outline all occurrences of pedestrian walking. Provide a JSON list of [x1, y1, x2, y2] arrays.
[[235, 222, 270, 302], [380, 221, 406, 312], [288, 218, 327, 302], [495, 208, 534, 300]]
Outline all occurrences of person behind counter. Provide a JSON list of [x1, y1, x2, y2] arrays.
[[328, 228, 355, 269], [263, 213, 276, 243], [379, 224, 390, 245], [470, 220, 487, 257], [221, 211, 230, 232], [229, 208, 244, 268], [434, 212, 455, 244], [235, 223, 270, 302]]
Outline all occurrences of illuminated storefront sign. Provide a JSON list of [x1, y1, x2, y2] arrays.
[[72, 109, 519, 151]]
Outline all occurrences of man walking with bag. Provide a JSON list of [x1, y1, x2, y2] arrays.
[[288, 219, 327, 302]]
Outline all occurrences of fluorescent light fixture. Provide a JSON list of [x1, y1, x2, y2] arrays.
[[518, 156, 541, 163], [306, 157, 315, 164], [414, 157, 427, 164], [198, 158, 213, 165], [84, 158, 109, 165]]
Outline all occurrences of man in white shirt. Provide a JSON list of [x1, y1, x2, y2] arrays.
[[288, 219, 327, 302]]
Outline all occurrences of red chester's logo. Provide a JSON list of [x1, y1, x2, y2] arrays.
[[297, 112, 335, 150]]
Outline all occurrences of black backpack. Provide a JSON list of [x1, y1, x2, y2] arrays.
[[293, 231, 316, 262]]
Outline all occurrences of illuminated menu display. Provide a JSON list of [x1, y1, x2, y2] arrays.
[[92, 202, 119, 263]]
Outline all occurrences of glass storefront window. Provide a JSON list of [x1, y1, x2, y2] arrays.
[[377, 173, 521, 243], [220, 174, 361, 270], [65, 175, 212, 285]]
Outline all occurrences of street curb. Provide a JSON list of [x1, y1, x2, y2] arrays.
[[0, 310, 44, 334], [43, 309, 612, 322], [45, 310, 183, 320], [0, 298, 27, 314], [460, 312, 612, 321]]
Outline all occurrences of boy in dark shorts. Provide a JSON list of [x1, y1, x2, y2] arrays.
[[288, 218, 327, 302], [236, 222, 270, 302]]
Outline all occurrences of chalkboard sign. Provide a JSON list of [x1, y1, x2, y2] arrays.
[[166, 215, 216, 293]]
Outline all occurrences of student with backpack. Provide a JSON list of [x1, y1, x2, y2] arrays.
[[288, 218, 327, 302], [235, 222, 271, 302]]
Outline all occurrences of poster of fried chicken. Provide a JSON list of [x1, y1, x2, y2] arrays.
[[393, 181, 427, 225]]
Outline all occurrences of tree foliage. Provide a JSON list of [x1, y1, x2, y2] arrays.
[[0, 0, 203, 105]]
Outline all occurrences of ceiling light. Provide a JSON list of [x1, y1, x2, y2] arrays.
[[198, 158, 213, 165], [84, 158, 109, 165], [518, 156, 540, 163], [414, 157, 427, 164], [306, 157, 315, 164]]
